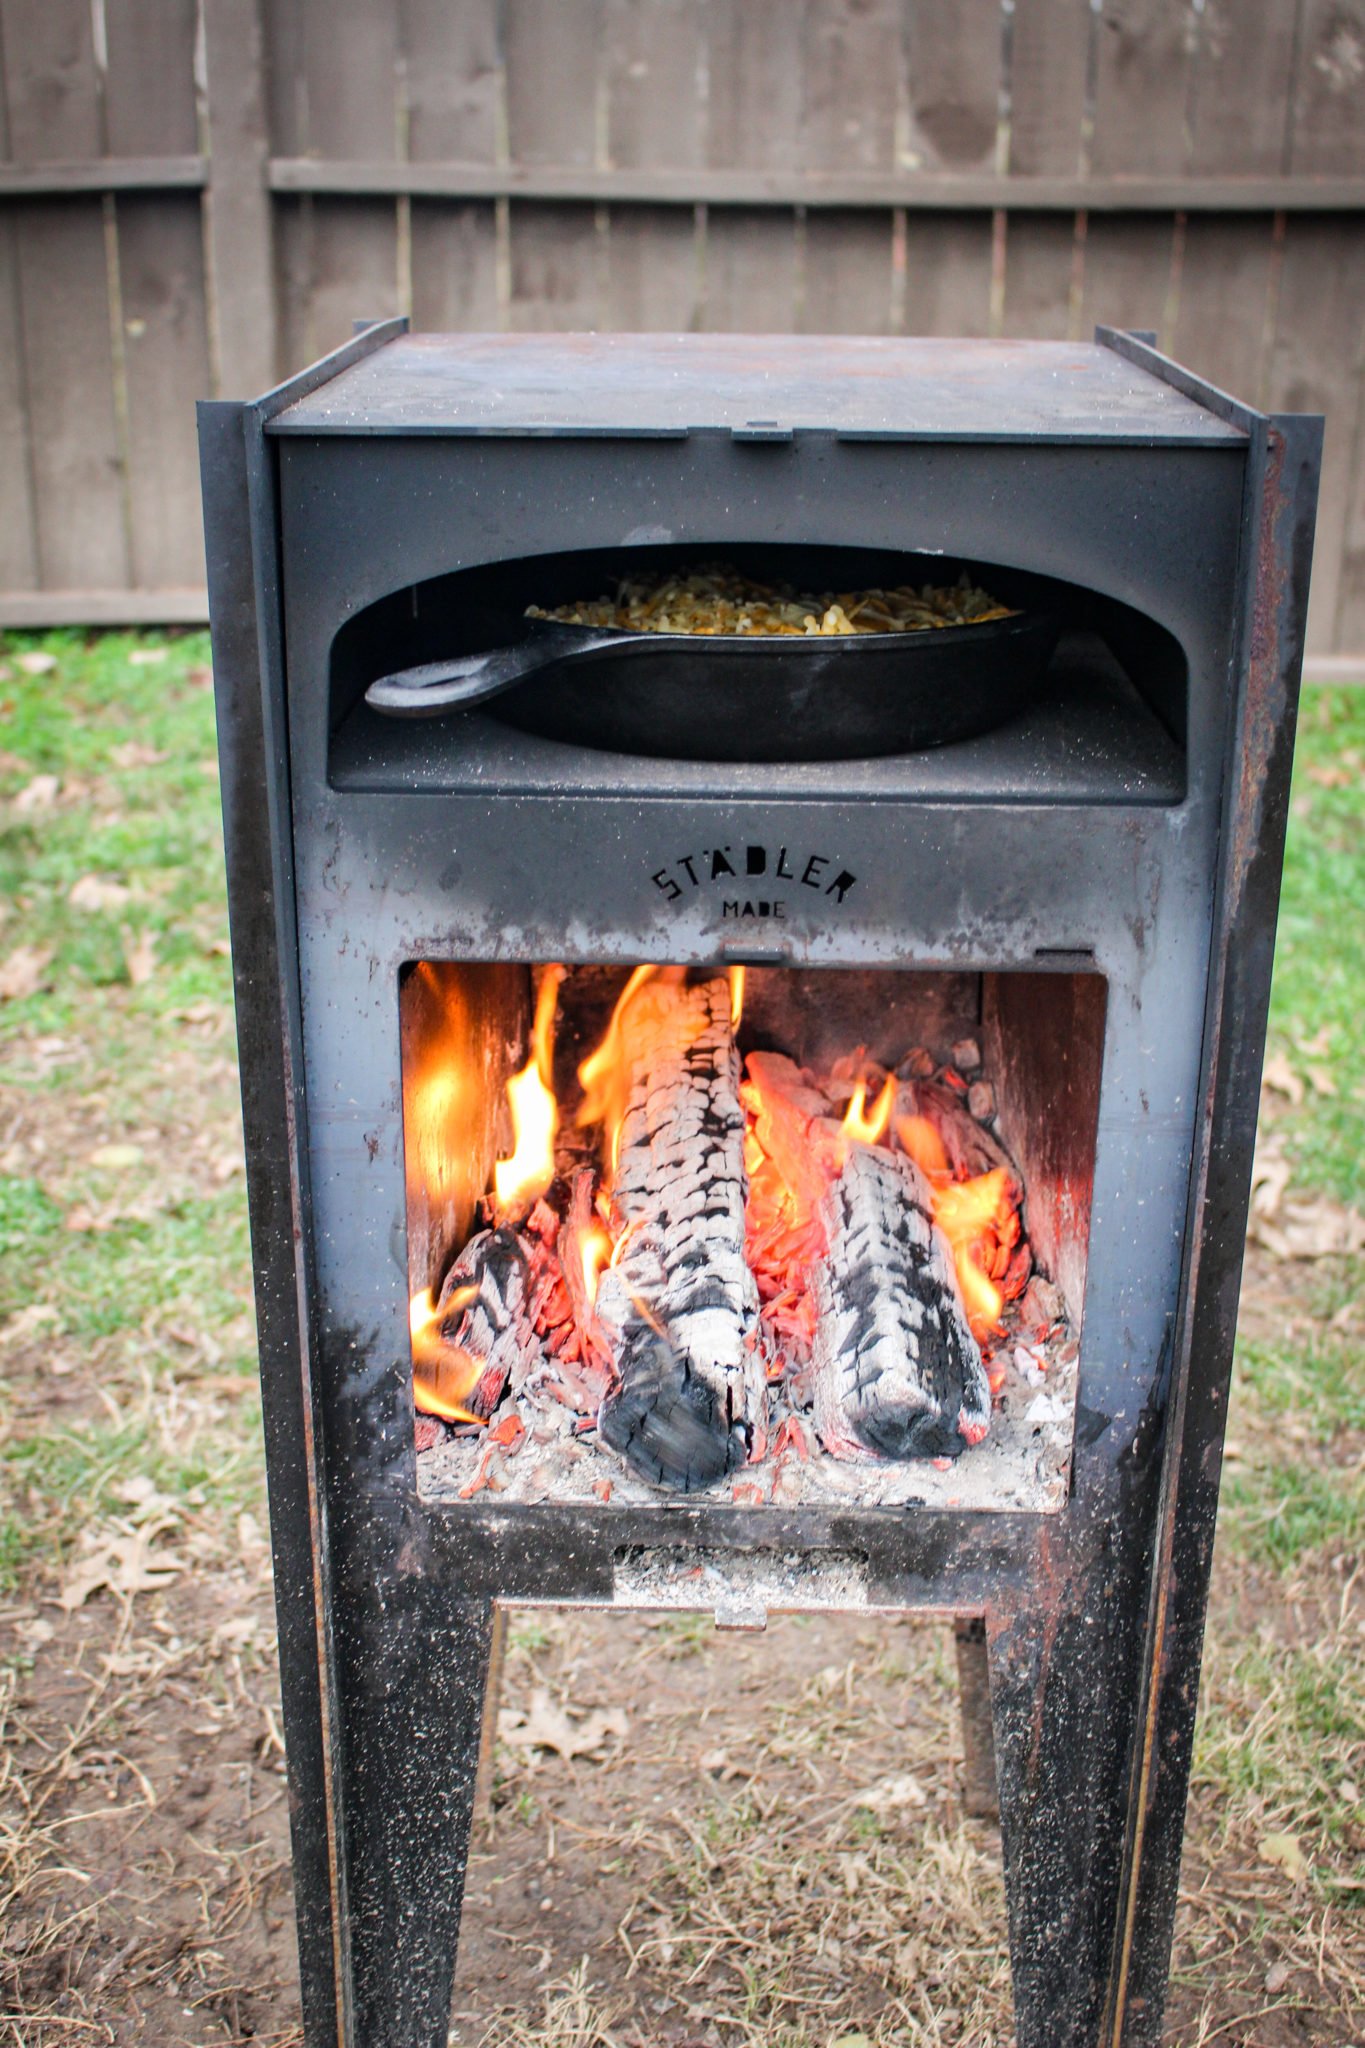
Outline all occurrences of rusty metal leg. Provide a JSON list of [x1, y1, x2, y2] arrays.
[[334, 1579, 496, 2048], [954, 1618, 999, 1819], [987, 1573, 1147, 2048]]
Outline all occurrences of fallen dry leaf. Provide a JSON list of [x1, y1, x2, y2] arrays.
[[127, 647, 168, 666], [1305, 1063, 1338, 1097], [0, 944, 54, 1000], [853, 1772, 928, 1814], [123, 928, 157, 985], [58, 1519, 185, 1610], [63, 1204, 108, 1233], [1251, 1195, 1365, 1261], [69, 873, 132, 911], [89, 1142, 143, 1170], [1260, 1052, 1304, 1105], [13, 772, 59, 812], [110, 741, 169, 768], [1258, 1831, 1309, 1883], [0, 1302, 60, 1348], [498, 1686, 628, 1762], [15, 650, 57, 676]]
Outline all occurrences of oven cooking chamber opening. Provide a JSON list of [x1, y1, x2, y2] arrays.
[[400, 963, 1105, 1516], [328, 543, 1189, 770]]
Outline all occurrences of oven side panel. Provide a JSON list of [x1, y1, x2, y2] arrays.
[[198, 400, 350, 2045]]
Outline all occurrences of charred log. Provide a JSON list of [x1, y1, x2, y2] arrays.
[[598, 1316, 747, 1490], [419, 1226, 541, 1419], [595, 974, 764, 1488], [811, 1144, 991, 1461]]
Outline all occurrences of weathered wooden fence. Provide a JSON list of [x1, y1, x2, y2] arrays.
[[3, 0, 1365, 654]]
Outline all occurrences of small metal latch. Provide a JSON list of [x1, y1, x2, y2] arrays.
[[713, 1593, 768, 1632], [731, 418, 793, 443]]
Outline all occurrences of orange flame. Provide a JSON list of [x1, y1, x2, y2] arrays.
[[410, 1286, 485, 1424], [579, 1219, 612, 1306], [895, 1113, 949, 1180], [494, 965, 564, 1214], [897, 1113, 1013, 1340], [841, 1073, 896, 1147], [577, 965, 662, 1173], [728, 963, 745, 1027]]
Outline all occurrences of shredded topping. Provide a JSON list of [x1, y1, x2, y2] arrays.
[[527, 563, 1017, 638]]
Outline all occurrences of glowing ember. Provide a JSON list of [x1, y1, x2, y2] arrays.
[[494, 964, 565, 1214], [410, 1285, 486, 1424]]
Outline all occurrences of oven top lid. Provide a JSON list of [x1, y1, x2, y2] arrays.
[[265, 332, 1248, 445]]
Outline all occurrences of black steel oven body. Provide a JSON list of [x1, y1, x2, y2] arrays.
[[198, 323, 1320, 2048]]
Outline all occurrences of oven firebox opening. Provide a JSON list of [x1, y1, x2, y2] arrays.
[[401, 965, 1105, 1515]]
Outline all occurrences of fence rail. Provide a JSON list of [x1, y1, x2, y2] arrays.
[[2, 0, 1364, 654]]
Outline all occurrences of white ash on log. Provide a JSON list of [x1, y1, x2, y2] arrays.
[[427, 1226, 543, 1418], [811, 1144, 991, 1461], [595, 975, 763, 1490]]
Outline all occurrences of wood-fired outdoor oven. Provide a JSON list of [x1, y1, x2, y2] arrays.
[[198, 323, 1321, 2048]]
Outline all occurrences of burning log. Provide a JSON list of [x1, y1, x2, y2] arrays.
[[413, 1227, 542, 1421], [810, 1144, 991, 1461], [594, 974, 763, 1490], [895, 1077, 1018, 1192]]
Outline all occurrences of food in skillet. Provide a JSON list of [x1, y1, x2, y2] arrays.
[[526, 563, 1018, 638]]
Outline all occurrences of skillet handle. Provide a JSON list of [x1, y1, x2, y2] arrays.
[[364, 631, 587, 718]]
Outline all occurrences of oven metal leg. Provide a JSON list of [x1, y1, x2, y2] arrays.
[[334, 1587, 496, 2048], [986, 1568, 1146, 2048]]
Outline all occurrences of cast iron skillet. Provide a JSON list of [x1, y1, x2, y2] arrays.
[[362, 574, 1060, 764]]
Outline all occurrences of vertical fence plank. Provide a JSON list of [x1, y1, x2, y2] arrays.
[[264, 0, 400, 368], [401, 0, 499, 332], [801, 0, 897, 333], [104, 1, 209, 589], [1082, 1, 1194, 347], [0, 0, 128, 590], [504, 0, 603, 330], [899, 3, 1000, 338], [1009, 0, 1091, 174], [1003, 0, 1088, 340], [117, 196, 215, 586], [903, 0, 1003, 174], [295, 0, 400, 360], [702, 0, 800, 330], [0, 3, 37, 590], [604, 0, 705, 329], [1089, 0, 1196, 175], [1288, 1, 1365, 649], [1170, 3, 1289, 439], [902, 215, 994, 335], [1000, 214, 1076, 338], [202, 0, 276, 395], [1287, 0, 1365, 176], [1264, 218, 1365, 650], [1187, 0, 1297, 175]]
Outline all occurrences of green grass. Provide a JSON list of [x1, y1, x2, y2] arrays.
[[0, 629, 256, 1597], [1265, 685, 1365, 1209]]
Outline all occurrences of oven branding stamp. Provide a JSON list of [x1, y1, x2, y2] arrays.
[[652, 844, 857, 918]]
